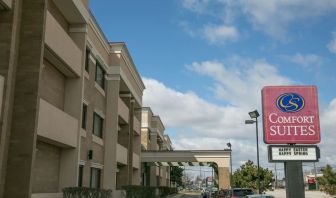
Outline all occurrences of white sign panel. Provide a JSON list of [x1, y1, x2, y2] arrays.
[[269, 146, 319, 162]]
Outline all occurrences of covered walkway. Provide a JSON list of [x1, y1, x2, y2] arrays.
[[141, 150, 231, 189]]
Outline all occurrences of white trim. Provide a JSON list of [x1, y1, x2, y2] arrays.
[[89, 53, 96, 64], [94, 108, 105, 119], [91, 162, 104, 169], [107, 66, 142, 105], [92, 135, 104, 146], [94, 82, 106, 97], [79, 160, 86, 166], [80, 128, 87, 137], [86, 38, 109, 71], [82, 99, 89, 105], [105, 74, 120, 81], [87, 18, 111, 53], [84, 71, 89, 79], [69, 24, 87, 33]]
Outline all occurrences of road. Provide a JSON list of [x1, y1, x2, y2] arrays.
[[178, 191, 202, 198]]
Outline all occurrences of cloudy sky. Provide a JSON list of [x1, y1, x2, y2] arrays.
[[91, 0, 336, 175]]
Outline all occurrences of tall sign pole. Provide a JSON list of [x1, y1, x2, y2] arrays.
[[262, 86, 321, 198]]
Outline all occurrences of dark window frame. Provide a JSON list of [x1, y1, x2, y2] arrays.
[[78, 165, 84, 187], [92, 112, 103, 138], [95, 61, 105, 89], [85, 48, 90, 72], [90, 167, 101, 188], [81, 103, 87, 129]]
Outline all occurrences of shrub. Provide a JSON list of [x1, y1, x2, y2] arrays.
[[63, 187, 112, 198]]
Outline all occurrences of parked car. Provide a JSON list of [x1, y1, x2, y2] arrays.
[[246, 195, 275, 198], [226, 188, 254, 198]]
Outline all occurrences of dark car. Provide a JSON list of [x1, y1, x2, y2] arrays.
[[226, 188, 254, 198]]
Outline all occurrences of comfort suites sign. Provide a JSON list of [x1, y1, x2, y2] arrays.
[[262, 86, 320, 144]]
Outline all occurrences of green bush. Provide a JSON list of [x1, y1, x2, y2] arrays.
[[63, 187, 112, 198], [122, 186, 156, 198]]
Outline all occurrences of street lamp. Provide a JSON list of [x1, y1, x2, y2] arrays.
[[245, 109, 261, 194], [227, 142, 232, 188]]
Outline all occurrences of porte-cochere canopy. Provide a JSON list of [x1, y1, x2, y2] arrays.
[[141, 150, 231, 189]]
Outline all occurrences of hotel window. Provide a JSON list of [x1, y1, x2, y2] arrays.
[[90, 167, 101, 188], [92, 112, 103, 138], [81, 103, 87, 129], [85, 48, 90, 72], [78, 165, 84, 187], [95, 61, 105, 89]]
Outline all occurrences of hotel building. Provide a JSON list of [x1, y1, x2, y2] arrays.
[[141, 107, 172, 187], [0, 0, 145, 198]]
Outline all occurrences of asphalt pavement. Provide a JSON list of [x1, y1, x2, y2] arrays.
[[168, 190, 201, 198]]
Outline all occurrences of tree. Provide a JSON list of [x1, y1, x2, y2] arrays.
[[317, 165, 336, 195], [170, 166, 184, 186], [232, 160, 274, 192]]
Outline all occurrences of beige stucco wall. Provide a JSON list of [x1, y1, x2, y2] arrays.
[[87, 24, 109, 63], [45, 11, 82, 77], [40, 59, 65, 110], [32, 141, 61, 193], [47, 0, 69, 32], [92, 142, 104, 165], [37, 99, 78, 148], [141, 128, 149, 150]]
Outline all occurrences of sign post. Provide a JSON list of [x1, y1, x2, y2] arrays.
[[262, 86, 320, 198]]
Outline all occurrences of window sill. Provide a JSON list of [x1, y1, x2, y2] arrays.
[[94, 82, 105, 97], [81, 128, 87, 137], [92, 134, 104, 146], [84, 71, 89, 79]]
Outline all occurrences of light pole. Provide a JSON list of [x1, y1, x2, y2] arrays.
[[245, 110, 261, 194], [227, 142, 232, 188]]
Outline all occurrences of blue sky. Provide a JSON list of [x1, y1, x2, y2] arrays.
[[90, 0, 336, 174]]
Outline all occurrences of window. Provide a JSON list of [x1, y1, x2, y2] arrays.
[[85, 48, 90, 72], [81, 103, 87, 129], [78, 165, 84, 187], [90, 167, 101, 188], [93, 112, 103, 138], [95, 61, 105, 89]]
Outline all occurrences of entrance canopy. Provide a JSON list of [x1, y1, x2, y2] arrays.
[[141, 150, 232, 189], [141, 150, 231, 167]]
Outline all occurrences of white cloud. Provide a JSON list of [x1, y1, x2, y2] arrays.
[[284, 53, 323, 68], [327, 32, 336, 54], [320, 98, 336, 165], [241, 0, 336, 39], [180, 0, 336, 40], [202, 24, 239, 44], [181, 0, 210, 15], [187, 58, 293, 108], [143, 77, 248, 139]]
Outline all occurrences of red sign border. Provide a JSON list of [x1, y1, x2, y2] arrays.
[[262, 85, 321, 144]]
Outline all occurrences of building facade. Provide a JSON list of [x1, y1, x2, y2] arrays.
[[0, 0, 144, 198], [141, 107, 172, 187]]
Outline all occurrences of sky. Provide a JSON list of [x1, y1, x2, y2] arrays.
[[90, 0, 336, 177]]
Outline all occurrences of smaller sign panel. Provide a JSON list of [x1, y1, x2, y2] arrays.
[[268, 145, 320, 162]]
